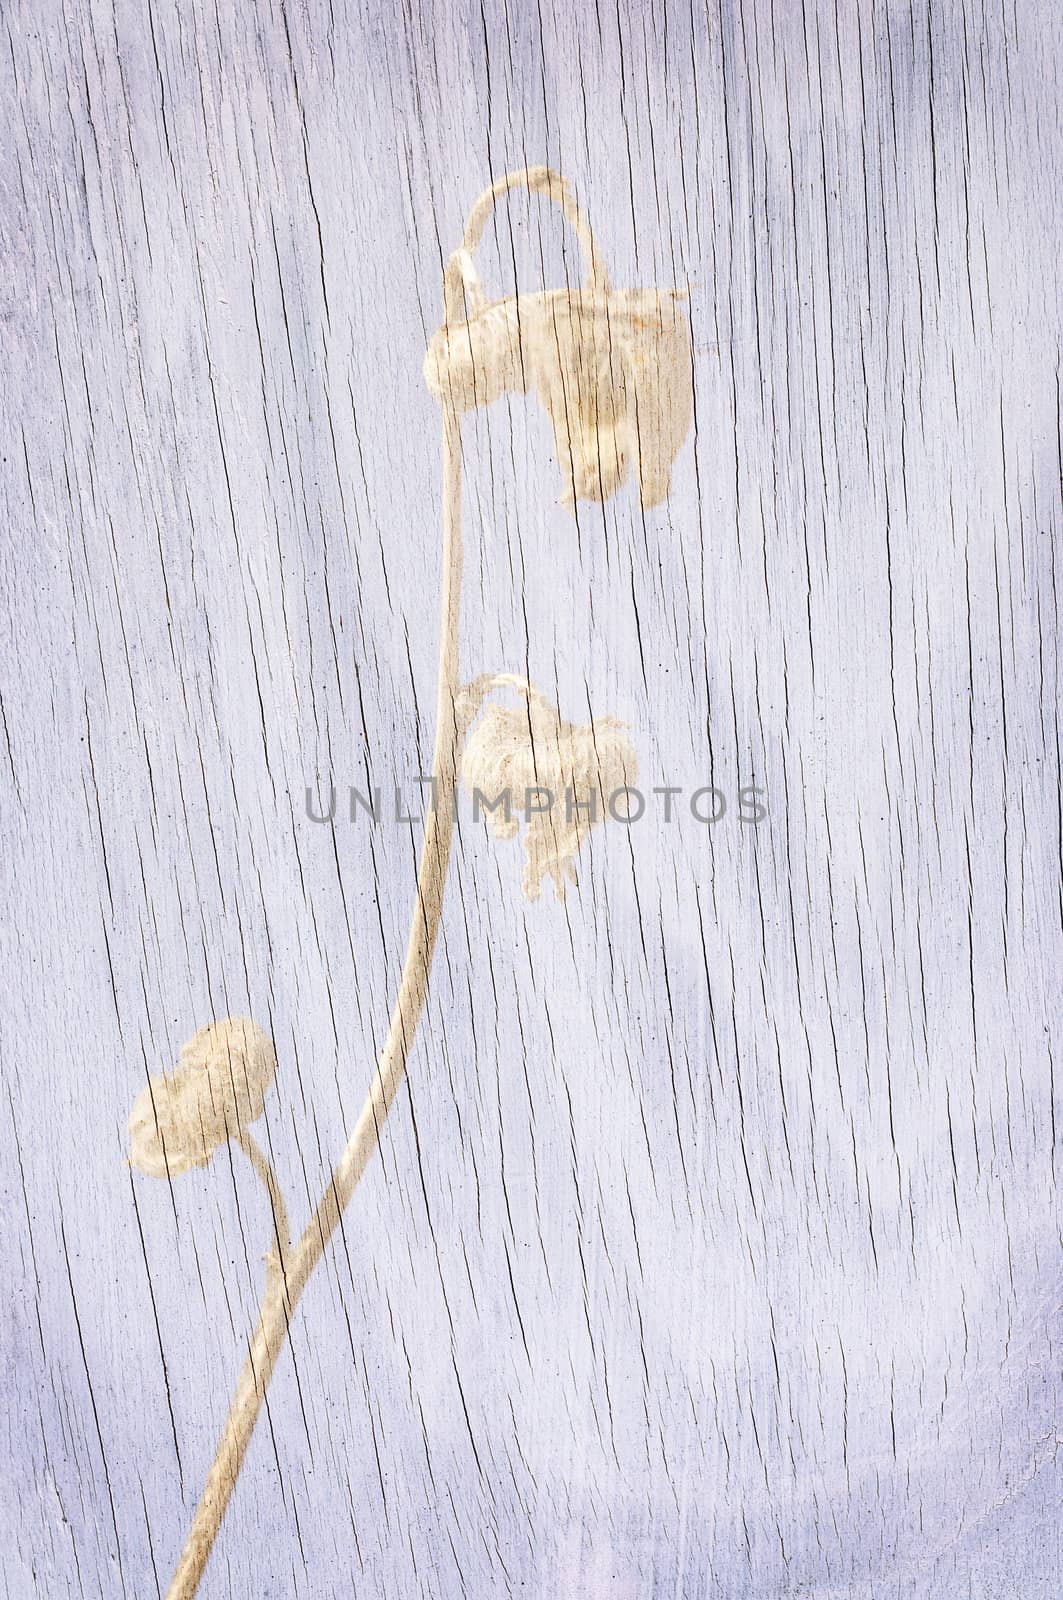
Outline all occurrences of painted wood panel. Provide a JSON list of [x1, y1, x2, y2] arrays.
[[1, 1, 1060, 1595]]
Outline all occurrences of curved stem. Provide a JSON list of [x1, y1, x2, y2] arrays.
[[166, 402, 465, 1598], [234, 1129, 291, 1268], [459, 671, 555, 717], [459, 166, 610, 295]]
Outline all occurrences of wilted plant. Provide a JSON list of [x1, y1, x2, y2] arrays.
[[132, 167, 693, 1597], [458, 672, 640, 900]]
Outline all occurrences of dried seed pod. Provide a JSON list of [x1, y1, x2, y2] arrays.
[[128, 1018, 277, 1179]]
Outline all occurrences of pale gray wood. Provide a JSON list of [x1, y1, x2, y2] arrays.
[[1, 0, 1060, 1595]]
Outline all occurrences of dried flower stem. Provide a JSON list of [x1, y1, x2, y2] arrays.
[[165, 401, 465, 1598], [233, 1130, 291, 1266]]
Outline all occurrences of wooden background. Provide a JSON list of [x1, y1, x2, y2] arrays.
[[2, 0, 1060, 1595]]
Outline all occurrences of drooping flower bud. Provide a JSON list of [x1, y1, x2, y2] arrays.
[[128, 1018, 277, 1179], [424, 167, 693, 510], [461, 681, 638, 901]]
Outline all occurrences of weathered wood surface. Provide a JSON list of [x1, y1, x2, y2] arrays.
[[1, 1, 1060, 1595]]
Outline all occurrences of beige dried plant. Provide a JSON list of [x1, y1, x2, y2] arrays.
[[128, 1019, 277, 1178], [424, 167, 693, 508], [460, 675, 638, 900], [139, 168, 692, 1599]]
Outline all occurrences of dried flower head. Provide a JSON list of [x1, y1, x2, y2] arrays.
[[424, 168, 693, 510], [128, 1018, 277, 1179], [460, 679, 639, 901]]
